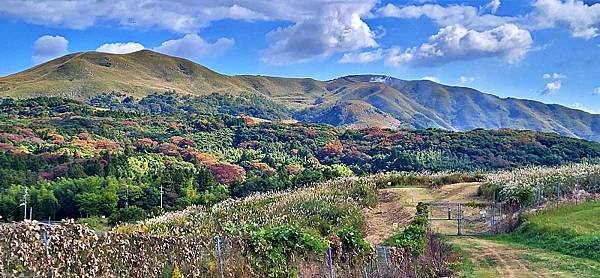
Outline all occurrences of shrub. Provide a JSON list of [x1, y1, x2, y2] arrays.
[[108, 206, 147, 225], [246, 224, 329, 277], [337, 226, 371, 261], [384, 202, 429, 256]]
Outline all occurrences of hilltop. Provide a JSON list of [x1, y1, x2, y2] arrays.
[[2, 50, 600, 140]]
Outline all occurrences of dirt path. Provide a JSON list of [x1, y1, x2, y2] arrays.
[[364, 182, 600, 276], [362, 183, 483, 246], [454, 237, 537, 277], [431, 182, 483, 202], [450, 236, 594, 277], [362, 188, 412, 246]]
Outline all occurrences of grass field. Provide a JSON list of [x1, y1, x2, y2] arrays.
[[495, 201, 600, 261]]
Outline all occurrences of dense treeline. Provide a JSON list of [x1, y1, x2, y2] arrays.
[[1, 95, 599, 223]]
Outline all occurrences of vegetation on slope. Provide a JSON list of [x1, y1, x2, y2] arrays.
[[119, 178, 377, 276], [479, 163, 600, 205], [1, 96, 600, 223]]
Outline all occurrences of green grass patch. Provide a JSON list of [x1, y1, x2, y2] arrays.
[[497, 201, 600, 261], [492, 239, 600, 277]]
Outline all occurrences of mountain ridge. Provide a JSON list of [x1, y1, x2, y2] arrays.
[[1, 50, 600, 141]]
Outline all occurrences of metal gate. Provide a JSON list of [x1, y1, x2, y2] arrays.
[[426, 202, 515, 236]]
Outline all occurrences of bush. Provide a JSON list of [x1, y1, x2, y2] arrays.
[[246, 224, 329, 277], [337, 226, 371, 261], [108, 206, 147, 225], [384, 202, 429, 256]]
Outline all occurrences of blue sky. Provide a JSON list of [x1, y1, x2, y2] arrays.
[[0, 0, 599, 113]]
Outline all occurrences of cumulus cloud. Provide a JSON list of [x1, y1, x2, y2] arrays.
[[540, 72, 566, 95], [385, 24, 532, 66], [542, 80, 562, 94], [261, 1, 378, 64], [0, 0, 269, 33], [96, 42, 145, 54], [542, 72, 567, 79], [483, 0, 502, 14], [378, 3, 514, 30], [459, 76, 475, 83], [529, 0, 600, 39], [339, 49, 384, 64], [32, 35, 69, 64], [154, 33, 234, 59]]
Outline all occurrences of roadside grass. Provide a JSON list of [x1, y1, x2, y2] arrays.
[[496, 201, 600, 261]]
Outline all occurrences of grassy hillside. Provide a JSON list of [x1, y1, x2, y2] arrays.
[[497, 201, 600, 261], [0, 50, 328, 109]]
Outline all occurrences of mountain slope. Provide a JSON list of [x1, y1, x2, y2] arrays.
[[0, 50, 328, 109], [2, 50, 600, 141], [294, 99, 403, 129], [323, 75, 600, 141]]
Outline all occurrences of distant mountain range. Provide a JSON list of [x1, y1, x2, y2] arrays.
[[1, 50, 600, 141]]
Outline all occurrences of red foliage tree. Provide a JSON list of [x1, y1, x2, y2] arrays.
[[320, 140, 344, 157], [208, 163, 246, 184]]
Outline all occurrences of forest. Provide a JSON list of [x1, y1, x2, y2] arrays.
[[1, 93, 599, 224]]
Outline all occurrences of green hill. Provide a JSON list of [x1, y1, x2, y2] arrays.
[[2, 50, 600, 141]]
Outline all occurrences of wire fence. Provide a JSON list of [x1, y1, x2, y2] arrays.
[[0, 221, 452, 278], [428, 181, 600, 236]]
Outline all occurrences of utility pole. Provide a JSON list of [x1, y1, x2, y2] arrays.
[[21, 187, 29, 221], [160, 184, 163, 210]]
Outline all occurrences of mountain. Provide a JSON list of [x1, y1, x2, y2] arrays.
[[0, 50, 327, 109], [2, 50, 600, 141], [294, 100, 403, 129]]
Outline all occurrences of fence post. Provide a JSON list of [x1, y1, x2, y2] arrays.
[[214, 236, 225, 278], [457, 204, 462, 236], [382, 246, 389, 267], [326, 247, 335, 278], [490, 204, 496, 234]]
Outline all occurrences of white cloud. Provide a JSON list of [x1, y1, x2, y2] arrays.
[[421, 76, 440, 82], [0, 0, 382, 65], [540, 71, 566, 95], [483, 0, 502, 14], [32, 35, 69, 64], [378, 3, 514, 30], [0, 0, 270, 33], [385, 24, 532, 66], [261, 1, 378, 65], [154, 33, 234, 59], [542, 72, 566, 79], [459, 76, 475, 83], [593, 87, 600, 95], [529, 0, 600, 39], [542, 80, 562, 94], [339, 49, 384, 64], [96, 42, 145, 54]]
